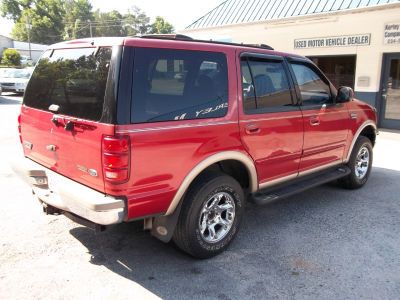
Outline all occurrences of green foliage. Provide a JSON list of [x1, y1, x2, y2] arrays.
[[0, 0, 31, 21], [63, 0, 93, 39], [92, 7, 151, 37], [9, 0, 65, 45], [92, 9, 124, 37], [1, 48, 21, 66], [1, 0, 174, 44], [150, 16, 174, 34]]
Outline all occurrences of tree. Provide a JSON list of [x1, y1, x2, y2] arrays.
[[0, 0, 32, 22], [92, 7, 151, 37], [150, 16, 174, 34], [63, 0, 93, 40], [1, 0, 170, 43], [123, 7, 151, 36], [92, 10, 124, 37], [6, 0, 65, 44], [1, 48, 21, 66]]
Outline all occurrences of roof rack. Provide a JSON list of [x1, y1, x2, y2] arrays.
[[139, 34, 274, 51], [140, 34, 194, 41]]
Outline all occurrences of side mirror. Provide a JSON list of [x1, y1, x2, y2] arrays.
[[336, 86, 354, 103]]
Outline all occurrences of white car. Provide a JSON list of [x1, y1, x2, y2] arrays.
[[0, 68, 32, 95], [20, 55, 34, 66]]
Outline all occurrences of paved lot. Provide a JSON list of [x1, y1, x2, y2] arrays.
[[0, 93, 399, 299]]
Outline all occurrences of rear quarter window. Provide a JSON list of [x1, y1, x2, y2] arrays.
[[24, 47, 112, 121], [131, 48, 228, 123]]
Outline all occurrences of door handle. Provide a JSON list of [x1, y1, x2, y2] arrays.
[[309, 116, 320, 126], [245, 124, 260, 134]]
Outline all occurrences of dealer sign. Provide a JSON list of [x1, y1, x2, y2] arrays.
[[294, 34, 371, 49]]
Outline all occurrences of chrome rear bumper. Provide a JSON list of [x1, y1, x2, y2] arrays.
[[12, 157, 126, 225]]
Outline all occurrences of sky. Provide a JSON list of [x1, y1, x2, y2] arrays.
[[0, 0, 224, 37]]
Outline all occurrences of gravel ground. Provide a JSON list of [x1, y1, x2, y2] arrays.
[[0, 93, 399, 299]]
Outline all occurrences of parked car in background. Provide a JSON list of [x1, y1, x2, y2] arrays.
[[0, 68, 33, 95], [20, 55, 35, 67]]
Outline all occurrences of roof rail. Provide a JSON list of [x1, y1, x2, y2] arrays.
[[196, 40, 274, 51], [243, 43, 274, 50], [140, 34, 194, 41], [139, 34, 274, 51]]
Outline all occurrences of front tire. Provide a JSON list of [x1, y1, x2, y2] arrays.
[[340, 136, 373, 189], [173, 172, 245, 259]]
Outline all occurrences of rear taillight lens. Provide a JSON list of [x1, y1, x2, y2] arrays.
[[102, 135, 130, 184], [17, 114, 22, 144]]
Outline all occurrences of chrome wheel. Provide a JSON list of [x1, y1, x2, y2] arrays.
[[198, 192, 236, 243], [355, 146, 370, 179]]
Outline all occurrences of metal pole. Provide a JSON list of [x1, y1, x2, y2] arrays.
[[89, 20, 93, 38], [27, 17, 32, 60]]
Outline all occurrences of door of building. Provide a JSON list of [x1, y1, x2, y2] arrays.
[[380, 54, 400, 129]]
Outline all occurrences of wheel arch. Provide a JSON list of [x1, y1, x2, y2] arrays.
[[165, 151, 258, 215], [345, 121, 377, 163]]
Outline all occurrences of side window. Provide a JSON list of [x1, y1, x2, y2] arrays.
[[290, 63, 332, 105], [131, 48, 228, 123], [241, 60, 256, 110], [241, 57, 293, 114], [150, 59, 186, 96]]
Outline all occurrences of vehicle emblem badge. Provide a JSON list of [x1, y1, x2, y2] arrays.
[[23, 141, 33, 150], [77, 165, 98, 177], [88, 169, 98, 177]]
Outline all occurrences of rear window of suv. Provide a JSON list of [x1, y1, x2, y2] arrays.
[[24, 47, 112, 121], [131, 48, 228, 123]]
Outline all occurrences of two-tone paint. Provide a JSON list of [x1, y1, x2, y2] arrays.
[[19, 37, 377, 222]]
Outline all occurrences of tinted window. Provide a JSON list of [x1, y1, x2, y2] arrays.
[[290, 63, 331, 105], [241, 60, 256, 110], [241, 58, 293, 113], [131, 48, 228, 123], [24, 47, 112, 121]]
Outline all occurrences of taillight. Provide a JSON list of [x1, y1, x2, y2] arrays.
[[102, 135, 130, 184], [17, 114, 22, 144]]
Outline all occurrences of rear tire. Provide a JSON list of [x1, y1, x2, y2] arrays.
[[173, 172, 244, 259], [340, 136, 373, 189]]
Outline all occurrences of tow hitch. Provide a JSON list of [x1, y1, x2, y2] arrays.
[[42, 202, 62, 215]]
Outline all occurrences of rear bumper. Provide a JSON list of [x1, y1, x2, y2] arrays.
[[11, 157, 126, 225]]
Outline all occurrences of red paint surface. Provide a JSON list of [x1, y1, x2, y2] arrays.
[[19, 37, 377, 220]]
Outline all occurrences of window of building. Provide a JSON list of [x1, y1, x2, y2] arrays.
[[241, 57, 293, 114], [131, 48, 228, 123], [290, 63, 332, 106], [308, 55, 356, 89]]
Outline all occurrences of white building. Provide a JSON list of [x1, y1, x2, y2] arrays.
[[182, 0, 400, 129], [0, 35, 47, 63]]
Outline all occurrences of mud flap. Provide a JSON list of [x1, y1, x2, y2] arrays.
[[151, 200, 183, 243]]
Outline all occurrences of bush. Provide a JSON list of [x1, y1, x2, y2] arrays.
[[1, 49, 21, 66]]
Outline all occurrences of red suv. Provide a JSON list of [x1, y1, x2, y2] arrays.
[[13, 35, 377, 258]]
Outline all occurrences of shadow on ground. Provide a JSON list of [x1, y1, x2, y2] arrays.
[[69, 167, 400, 299], [0, 94, 22, 105]]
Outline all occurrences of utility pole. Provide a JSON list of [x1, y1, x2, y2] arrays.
[[88, 20, 93, 38], [26, 16, 32, 60]]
